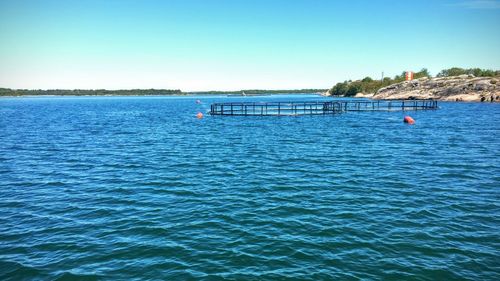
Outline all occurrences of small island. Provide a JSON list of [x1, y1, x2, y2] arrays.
[[327, 67, 500, 102]]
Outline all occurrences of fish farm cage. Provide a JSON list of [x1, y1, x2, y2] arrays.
[[209, 99, 438, 116]]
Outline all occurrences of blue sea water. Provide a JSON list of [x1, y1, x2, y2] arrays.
[[0, 95, 499, 280]]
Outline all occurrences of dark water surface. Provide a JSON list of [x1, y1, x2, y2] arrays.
[[0, 95, 499, 280]]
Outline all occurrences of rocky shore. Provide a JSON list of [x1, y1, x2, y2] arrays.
[[370, 75, 499, 102]]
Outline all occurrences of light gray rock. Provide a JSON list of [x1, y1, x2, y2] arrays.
[[373, 75, 499, 102]]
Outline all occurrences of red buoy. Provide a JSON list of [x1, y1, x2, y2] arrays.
[[404, 116, 415, 124], [196, 112, 204, 119]]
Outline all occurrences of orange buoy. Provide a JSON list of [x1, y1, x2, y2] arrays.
[[196, 112, 203, 119], [404, 116, 415, 124]]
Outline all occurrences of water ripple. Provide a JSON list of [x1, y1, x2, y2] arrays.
[[0, 97, 499, 280]]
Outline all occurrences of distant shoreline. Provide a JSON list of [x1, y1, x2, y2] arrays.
[[0, 93, 324, 98], [0, 88, 327, 97]]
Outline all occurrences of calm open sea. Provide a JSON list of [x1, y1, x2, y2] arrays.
[[0, 95, 499, 280]]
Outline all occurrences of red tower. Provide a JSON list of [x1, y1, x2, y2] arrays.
[[405, 71, 414, 81]]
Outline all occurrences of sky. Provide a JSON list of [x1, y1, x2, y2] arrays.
[[0, 0, 499, 91]]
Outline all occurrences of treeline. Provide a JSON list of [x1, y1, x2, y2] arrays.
[[0, 88, 326, 96], [329, 67, 500, 97], [436, 67, 499, 77], [192, 89, 326, 95], [0, 88, 183, 96]]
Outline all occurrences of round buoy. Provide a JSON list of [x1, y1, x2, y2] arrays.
[[196, 99, 202, 104], [196, 112, 203, 119], [404, 116, 415, 124]]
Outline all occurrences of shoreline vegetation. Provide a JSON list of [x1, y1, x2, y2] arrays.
[[327, 67, 500, 102], [0, 88, 326, 97], [2, 67, 498, 102]]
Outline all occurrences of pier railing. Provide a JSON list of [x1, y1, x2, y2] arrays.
[[209, 99, 437, 116]]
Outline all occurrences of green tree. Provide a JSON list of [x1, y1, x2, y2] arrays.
[[361, 77, 373, 83], [414, 68, 430, 79]]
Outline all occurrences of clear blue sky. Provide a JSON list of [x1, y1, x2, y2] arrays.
[[1, 0, 499, 91]]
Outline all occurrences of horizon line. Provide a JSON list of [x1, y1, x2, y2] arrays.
[[0, 87, 328, 92]]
